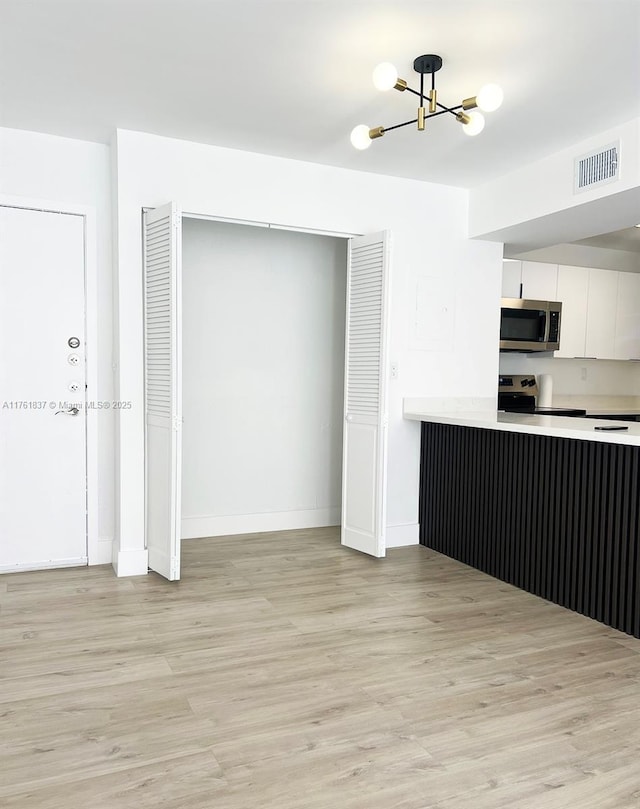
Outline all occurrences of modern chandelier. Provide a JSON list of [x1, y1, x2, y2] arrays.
[[350, 54, 503, 149]]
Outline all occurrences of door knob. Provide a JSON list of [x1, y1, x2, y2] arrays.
[[55, 407, 80, 416]]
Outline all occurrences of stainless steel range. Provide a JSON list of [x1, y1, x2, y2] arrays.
[[498, 374, 586, 416]]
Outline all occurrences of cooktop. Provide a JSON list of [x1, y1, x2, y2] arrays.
[[501, 405, 587, 417]]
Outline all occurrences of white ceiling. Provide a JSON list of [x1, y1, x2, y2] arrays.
[[575, 225, 640, 252], [1, 0, 639, 189]]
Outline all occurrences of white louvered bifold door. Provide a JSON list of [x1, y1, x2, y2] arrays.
[[143, 202, 182, 580], [341, 231, 391, 558]]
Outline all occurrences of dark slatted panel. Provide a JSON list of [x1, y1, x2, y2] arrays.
[[419, 422, 640, 638]]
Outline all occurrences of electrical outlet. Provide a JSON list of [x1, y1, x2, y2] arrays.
[[581, 366, 587, 381], [390, 362, 399, 379]]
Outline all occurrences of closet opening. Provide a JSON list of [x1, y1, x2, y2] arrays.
[[180, 217, 348, 543], [143, 202, 390, 580]]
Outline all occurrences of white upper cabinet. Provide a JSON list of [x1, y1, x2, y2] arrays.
[[585, 269, 618, 360], [614, 271, 640, 360], [556, 266, 618, 359], [503, 261, 639, 361], [556, 265, 589, 358], [520, 262, 558, 301], [501, 260, 558, 300], [501, 260, 522, 298]]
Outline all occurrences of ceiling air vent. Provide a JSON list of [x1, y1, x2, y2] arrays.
[[574, 141, 620, 194]]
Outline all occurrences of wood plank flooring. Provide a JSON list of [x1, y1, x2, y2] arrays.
[[1, 527, 640, 808]]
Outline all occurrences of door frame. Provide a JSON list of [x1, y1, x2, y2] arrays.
[[0, 195, 100, 565], [179, 211, 377, 545]]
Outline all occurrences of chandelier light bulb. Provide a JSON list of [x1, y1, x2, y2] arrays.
[[350, 124, 372, 150], [372, 62, 399, 91], [476, 83, 504, 112], [462, 111, 485, 136]]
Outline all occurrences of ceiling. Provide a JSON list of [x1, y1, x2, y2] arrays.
[[1, 0, 638, 189], [575, 225, 640, 253]]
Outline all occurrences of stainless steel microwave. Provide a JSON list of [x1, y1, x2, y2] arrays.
[[500, 298, 562, 352]]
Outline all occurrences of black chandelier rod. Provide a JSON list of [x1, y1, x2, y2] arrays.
[[381, 105, 462, 133]]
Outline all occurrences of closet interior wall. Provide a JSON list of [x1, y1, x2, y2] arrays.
[[181, 218, 348, 539]]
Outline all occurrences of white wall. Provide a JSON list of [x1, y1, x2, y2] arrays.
[[499, 354, 640, 398], [181, 218, 346, 537], [112, 128, 503, 572], [469, 118, 640, 249], [0, 127, 114, 560]]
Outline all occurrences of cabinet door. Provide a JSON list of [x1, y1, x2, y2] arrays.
[[585, 269, 618, 360], [556, 265, 588, 358], [521, 261, 558, 301], [501, 260, 522, 298], [614, 271, 640, 360]]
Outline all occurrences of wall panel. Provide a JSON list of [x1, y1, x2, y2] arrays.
[[420, 422, 640, 637]]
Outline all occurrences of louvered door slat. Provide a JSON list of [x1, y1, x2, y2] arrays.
[[341, 232, 391, 558], [143, 202, 182, 581]]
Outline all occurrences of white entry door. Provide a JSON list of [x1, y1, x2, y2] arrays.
[[341, 231, 391, 558], [0, 206, 87, 572]]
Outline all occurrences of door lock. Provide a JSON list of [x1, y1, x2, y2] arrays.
[[68, 336, 81, 349]]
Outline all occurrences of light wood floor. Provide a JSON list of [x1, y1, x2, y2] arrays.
[[2, 528, 640, 808]]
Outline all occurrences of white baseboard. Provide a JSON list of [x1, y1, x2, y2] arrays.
[[0, 557, 87, 574], [385, 522, 419, 548], [182, 508, 341, 539], [112, 548, 148, 577]]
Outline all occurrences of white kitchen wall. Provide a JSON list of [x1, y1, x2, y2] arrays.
[[499, 354, 640, 398], [112, 128, 503, 572], [181, 218, 346, 537], [0, 127, 114, 559]]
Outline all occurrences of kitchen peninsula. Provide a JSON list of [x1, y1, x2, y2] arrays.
[[404, 404, 640, 638]]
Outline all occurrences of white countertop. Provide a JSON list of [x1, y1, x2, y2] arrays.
[[403, 406, 640, 446]]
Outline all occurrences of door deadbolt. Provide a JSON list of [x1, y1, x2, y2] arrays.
[[68, 336, 80, 349]]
